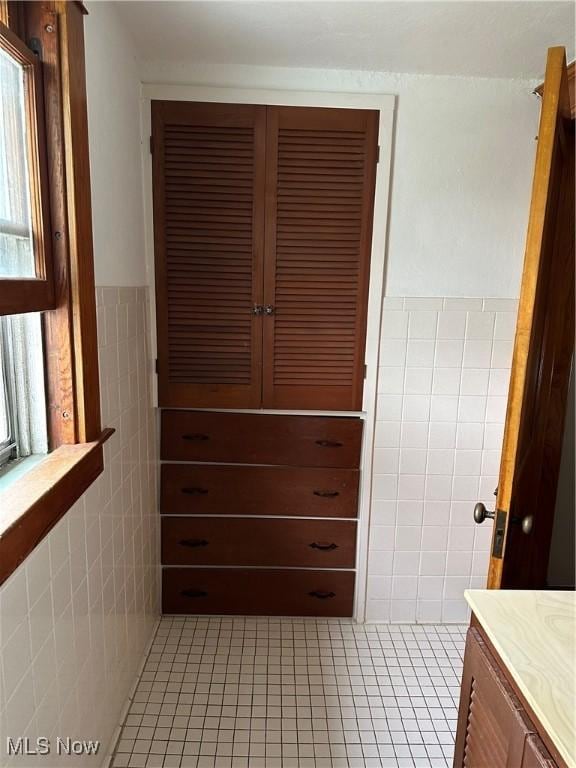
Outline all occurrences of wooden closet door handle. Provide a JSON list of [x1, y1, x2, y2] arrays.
[[313, 490, 340, 498], [309, 542, 338, 551], [182, 433, 209, 442], [181, 487, 209, 496], [181, 589, 208, 598], [308, 590, 336, 599], [315, 440, 343, 448]]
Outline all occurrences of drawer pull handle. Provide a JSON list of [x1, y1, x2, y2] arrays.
[[181, 486, 208, 496], [308, 590, 336, 599], [181, 589, 208, 598], [315, 440, 343, 448], [179, 539, 209, 548], [313, 490, 340, 498], [182, 433, 209, 442], [309, 542, 338, 551]]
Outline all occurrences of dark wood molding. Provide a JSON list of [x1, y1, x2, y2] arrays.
[[24, 1, 77, 447], [535, 59, 575, 119], [3, 1, 25, 37], [57, 0, 101, 442], [0, 429, 114, 586]]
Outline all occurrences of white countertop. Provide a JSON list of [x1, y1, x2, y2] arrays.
[[465, 590, 576, 768]]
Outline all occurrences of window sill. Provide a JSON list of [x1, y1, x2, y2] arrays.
[[0, 454, 46, 492], [0, 428, 114, 585]]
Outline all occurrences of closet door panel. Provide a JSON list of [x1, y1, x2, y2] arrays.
[[152, 101, 266, 408], [263, 106, 379, 411]]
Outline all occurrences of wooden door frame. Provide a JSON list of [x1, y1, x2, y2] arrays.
[[488, 48, 575, 588], [140, 83, 395, 622], [534, 59, 575, 118]]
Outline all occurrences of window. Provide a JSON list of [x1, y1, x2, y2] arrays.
[[0, 3, 109, 586], [0, 42, 35, 278], [0, 313, 47, 472], [0, 18, 53, 312], [0, 25, 49, 474]]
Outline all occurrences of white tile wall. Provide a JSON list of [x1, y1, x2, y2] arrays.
[[0, 286, 160, 767], [367, 297, 517, 624]]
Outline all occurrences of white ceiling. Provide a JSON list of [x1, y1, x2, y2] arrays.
[[113, 1, 575, 80]]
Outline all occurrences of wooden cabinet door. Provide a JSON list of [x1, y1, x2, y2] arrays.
[[262, 106, 378, 411], [152, 102, 378, 411], [454, 628, 546, 768], [484, 48, 574, 588], [151, 101, 266, 408], [521, 736, 557, 768]]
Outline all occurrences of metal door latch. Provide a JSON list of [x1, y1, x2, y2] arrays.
[[491, 510, 507, 558]]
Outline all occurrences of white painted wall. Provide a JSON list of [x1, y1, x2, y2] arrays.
[[141, 61, 539, 298], [85, 2, 147, 287]]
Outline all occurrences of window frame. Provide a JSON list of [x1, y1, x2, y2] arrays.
[[0, 19, 55, 313], [0, 320, 17, 468], [0, 0, 112, 585]]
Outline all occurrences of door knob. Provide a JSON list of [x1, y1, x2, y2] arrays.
[[473, 502, 495, 524], [521, 515, 534, 535], [510, 513, 534, 535]]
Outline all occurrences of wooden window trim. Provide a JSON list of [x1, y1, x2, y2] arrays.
[[0, 1, 110, 586]]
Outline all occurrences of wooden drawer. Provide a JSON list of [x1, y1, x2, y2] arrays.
[[162, 517, 357, 567], [161, 464, 359, 518], [161, 410, 363, 467], [162, 568, 355, 616]]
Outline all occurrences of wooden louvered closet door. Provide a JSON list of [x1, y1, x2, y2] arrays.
[[262, 106, 378, 411], [151, 102, 266, 408]]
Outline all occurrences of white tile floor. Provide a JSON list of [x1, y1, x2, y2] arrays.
[[110, 617, 466, 768]]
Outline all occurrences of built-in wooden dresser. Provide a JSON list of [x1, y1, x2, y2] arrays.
[[160, 410, 362, 616]]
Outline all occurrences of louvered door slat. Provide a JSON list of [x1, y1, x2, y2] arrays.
[[152, 101, 265, 407], [263, 107, 378, 411]]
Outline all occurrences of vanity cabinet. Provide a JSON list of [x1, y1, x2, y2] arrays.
[[454, 625, 561, 768]]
